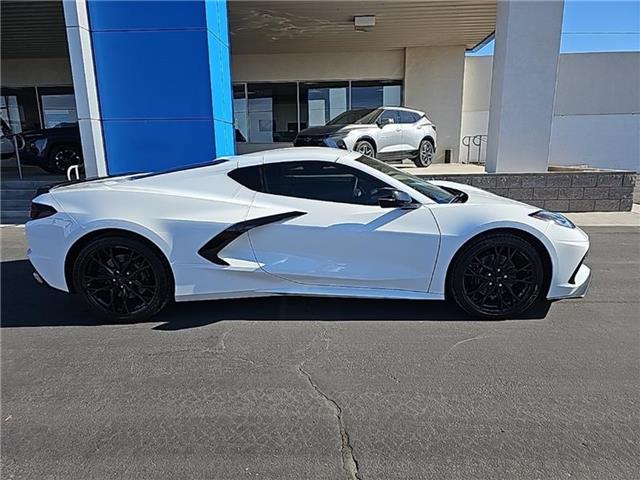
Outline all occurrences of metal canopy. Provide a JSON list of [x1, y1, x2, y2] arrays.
[[0, 0, 497, 58], [228, 0, 497, 54], [1, 1, 68, 59]]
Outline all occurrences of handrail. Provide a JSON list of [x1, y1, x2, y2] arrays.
[[11, 134, 24, 179], [461, 134, 487, 164], [66, 164, 82, 181]]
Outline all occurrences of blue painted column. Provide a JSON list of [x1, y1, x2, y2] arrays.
[[85, 0, 234, 175]]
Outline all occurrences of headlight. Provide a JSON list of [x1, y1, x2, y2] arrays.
[[22, 136, 46, 151], [325, 136, 347, 149], [530, 210, 575, 229]]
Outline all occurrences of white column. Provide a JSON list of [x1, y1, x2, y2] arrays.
[[404, 46, 466, 163], [62, 0, 107, 177], [485, 0, 564, 173]]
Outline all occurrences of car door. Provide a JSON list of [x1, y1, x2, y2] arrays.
[[398, 110, 423, 151], [375, 109, 403, 153], [245, 160, 441, 292]]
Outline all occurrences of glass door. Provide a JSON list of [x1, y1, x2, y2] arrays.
[[37, 87, 77, 128]]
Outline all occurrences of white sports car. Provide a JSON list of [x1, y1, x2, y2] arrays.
[[26, 147, 591, 321]]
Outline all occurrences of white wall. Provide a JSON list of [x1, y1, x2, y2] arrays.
[[461, 52, 640, 172], [1, 58, 73, 86], [460, 55, 492, 164], [554, 52, 640, 116], [232, 51, 404, 82], [551, 52, 640, 171], [404, 46, 466, 163], [233, 48, 467, 163]]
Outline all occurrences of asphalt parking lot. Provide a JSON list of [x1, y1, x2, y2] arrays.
[[1, 225, 639, 480]]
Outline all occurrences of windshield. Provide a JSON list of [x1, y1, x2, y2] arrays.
[[327, 109, 381, 126], [355, 155, 456, 204]]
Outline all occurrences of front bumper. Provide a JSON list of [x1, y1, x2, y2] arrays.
[[543, 222, 591, 300], [294, 136, 348, 149], [548, 264, 592, 300]]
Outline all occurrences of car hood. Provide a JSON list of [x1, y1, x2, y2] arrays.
[[298, 124, 371, 137], [21, 125, 80, 138], [430, 180, 537, 210]]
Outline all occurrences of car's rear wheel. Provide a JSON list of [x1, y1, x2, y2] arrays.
[[449, 233, 544, 319], [354, 139, 376, 158], [73, 235, 172, 322], [48, 144, 82, 175], [413, 139, 434, 167]]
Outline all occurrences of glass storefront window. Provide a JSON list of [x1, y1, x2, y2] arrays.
[[351, 80, 403, 109], [233, 84, 248, 142], [38, 87, 77, 128], [247, 83, 298, 143], [0, 87, 41, 133], [299, 82, 349, 128], [232, 80, 403, 143]]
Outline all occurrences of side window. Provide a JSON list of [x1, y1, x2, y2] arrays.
[[263, 161, 391, 206], [399, 111, 420, 124], [377, 109, 400, 125], [228, 165, 263, 192]]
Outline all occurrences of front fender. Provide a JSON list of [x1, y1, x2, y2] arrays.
[[427, 204, 558, 295]]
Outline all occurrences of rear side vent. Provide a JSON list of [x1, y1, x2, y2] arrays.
[[30, 202, 57, 221]]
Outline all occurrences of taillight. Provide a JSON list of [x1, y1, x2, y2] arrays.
[[30, 202, 57, 220]]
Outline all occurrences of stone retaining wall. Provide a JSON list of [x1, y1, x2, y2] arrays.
[[418, 171, 636, 212]]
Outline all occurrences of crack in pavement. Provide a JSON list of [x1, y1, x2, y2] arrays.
[[440, 334, 496, 362], [216, 327, 233, 353], [298, 365, 362, 480]]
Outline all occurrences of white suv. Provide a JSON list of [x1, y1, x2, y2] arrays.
[[294, 107, 437, 167]]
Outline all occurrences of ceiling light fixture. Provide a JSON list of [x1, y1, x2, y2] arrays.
[[354, 15, 375, 32]]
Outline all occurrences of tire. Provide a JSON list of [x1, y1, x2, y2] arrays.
[[449, 233, 545, 319], [354, 139, 376, 158], [48, 144, 83, 175], [73, 235, 172, 322], [413, 139, 434, 167]]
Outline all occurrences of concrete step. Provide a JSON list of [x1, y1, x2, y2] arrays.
[[1, 217, 29, 225], [2, 199, 33, 209], [1, 209, 30, 224], [0, 180, 57, 189], [1, 183, 40, 224], [1, 190, 38, 201]]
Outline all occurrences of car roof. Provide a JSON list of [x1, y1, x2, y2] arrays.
[[384, 106, 425, 115], [223, 147, 361, 165]]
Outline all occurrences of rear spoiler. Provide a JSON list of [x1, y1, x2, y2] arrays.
[[35, 174, 139, 196], [34, 158, 229, 196]]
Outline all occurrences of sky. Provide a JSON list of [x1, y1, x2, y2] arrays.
[[467, 0, 640, 56]]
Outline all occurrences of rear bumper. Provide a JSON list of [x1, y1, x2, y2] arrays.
[[26, 211, 79, 293]]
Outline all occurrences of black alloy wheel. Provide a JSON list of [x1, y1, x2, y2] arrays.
[[49, 145, 82, 175], [450, 233, 544, 318], [73, 236, 172, 321]]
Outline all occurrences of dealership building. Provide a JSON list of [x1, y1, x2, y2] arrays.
[[1, 0, 638, 217]]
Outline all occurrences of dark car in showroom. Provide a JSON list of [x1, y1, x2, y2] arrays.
[[17, 123, 82, 174]]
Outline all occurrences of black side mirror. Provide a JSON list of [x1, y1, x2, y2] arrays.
[[378, 189, 418, 209], [377, 117, 393, 128]]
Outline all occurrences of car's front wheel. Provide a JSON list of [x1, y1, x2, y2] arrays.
[[413, 139, 434, 167], [449, 233, 545, 319], [354, 139, 376, 158], [73, 235, 172, 322]]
